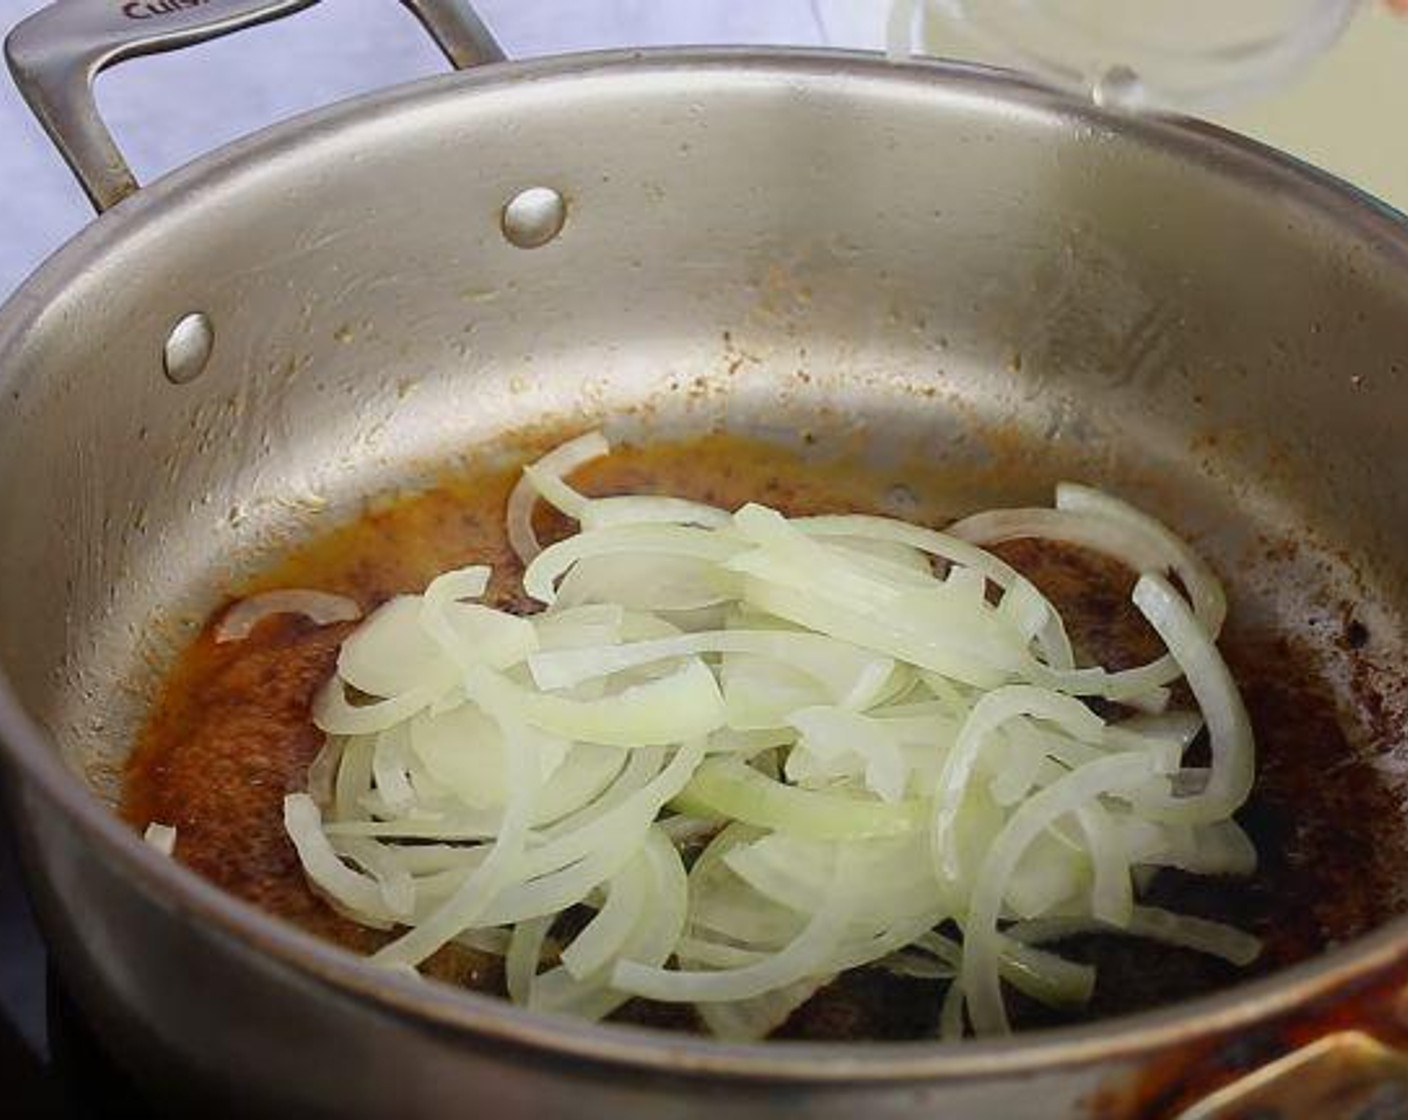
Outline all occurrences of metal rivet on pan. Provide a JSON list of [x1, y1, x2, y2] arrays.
[[501, 186, 566, 249], [163, 312, 214, 384]]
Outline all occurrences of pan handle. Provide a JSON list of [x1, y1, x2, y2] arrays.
[[3, 0, 504, 213]]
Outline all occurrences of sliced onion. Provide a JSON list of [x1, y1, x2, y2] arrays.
[[469, 741, 703, 927], [338, 597, 438, 697], [462, 657, 725, 748], [674, 755, 927, 840], [506, 430, 611, 564], [410, 706, 625, 825], [915, 931, 1095, 1007], [1076, 802, 1134, 927], [528, 629, 893, 703], [1007, 905, 1262, 967], [556, 553, 736, 613], [932, 686, 1104, 882], [613, 854, 854, 1002], [1129, 574, 1254, 824], [371, 716, 548, 967], [370, 725, 417, 815], [215, 589, 361, 643], [333, 835, 416, 918], [142, 821, 177, 856], [947, 508, 1170, 574], [948, 486, 1230, 703], [282, 436, 1259, 1043], [785, 706, 910, 803], [525, 524, 743, 607], [1056, 484, 1226, 636], [505, 915, 553, 1005], [791, 514, 1076, 671], [530, 826, 688, 1021], [961, 752, 1157, 1035], [313, 670, 456, 736], [285, 793, 395, 923], [580, 495, 732, 533], [694, 976, 827, 1041], [561, 846, 652, 979]]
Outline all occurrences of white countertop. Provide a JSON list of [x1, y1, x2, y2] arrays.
[[1, 0, 1405, 301]]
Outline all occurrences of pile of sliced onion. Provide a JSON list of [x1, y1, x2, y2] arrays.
[[283, 431, 1259, 1040]]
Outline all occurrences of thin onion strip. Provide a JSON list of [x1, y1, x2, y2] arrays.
[[215, 589, 361, 643]]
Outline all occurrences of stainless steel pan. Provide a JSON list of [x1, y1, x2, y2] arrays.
[[3, 1, 1408, 1116]]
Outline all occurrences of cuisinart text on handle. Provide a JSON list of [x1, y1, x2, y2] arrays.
[[121, 0, 212, 20]]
